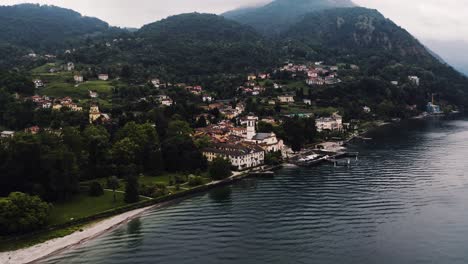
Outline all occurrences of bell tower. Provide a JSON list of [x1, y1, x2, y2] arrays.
[[246, 115, 257, 140]]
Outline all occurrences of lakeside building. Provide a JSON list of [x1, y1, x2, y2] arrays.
[[427, 102, 442, 114], [244, 115, 284, 152], [202, 143, 265, 171], [316, 113, 343, 132]]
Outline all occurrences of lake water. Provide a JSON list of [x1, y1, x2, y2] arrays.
[[43, 117, 468, 264]]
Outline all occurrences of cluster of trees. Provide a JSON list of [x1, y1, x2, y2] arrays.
[[0, 117, 208, 203], [0, 192, 51, 235]]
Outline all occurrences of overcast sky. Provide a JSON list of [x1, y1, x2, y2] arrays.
[[2, 0, 468, 72], [1, 0, 467, 43]]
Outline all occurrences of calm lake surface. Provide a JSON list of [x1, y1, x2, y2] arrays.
[[43, 117, 468, 264]]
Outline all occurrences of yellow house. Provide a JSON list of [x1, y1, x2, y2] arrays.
[[89, 105, 101, 123]]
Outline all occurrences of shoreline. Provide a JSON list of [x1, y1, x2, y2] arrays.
[[0, 117, 429, 264], [0, 204, 160, 264], [0, 170, 259, 264]]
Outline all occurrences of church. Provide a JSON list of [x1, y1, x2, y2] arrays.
[[243, 115, 284, 153]]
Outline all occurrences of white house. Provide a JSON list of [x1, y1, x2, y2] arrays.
[[33, 79, 44, 89], [316, 113, 343, 132], [89, 91, 99, 98], [202, 95, 213, 103], [408, 76, 420, 86], [67, 62, 75, 71], [156, 95, 173, 106], [303, 99, 312, 105], [277, 95, 295, 103], [74, 75, 84, 83], [363, 106, 371, 113], [98, 74, 109, 81], [202, 143, 265, 171], [1, 131, 15, 138], [151, 79, 160, 88]]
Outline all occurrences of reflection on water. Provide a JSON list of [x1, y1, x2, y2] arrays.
[[43, 117, 468, 264], [208, 186, 232, 203]]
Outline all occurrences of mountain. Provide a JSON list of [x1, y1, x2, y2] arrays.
[[135, 13, 277, 75], [0, 4, 110, 50], [223, 0, 356, 35], [283, 7, 434, 64], [71, 13, 276, 80], [281, 7, 468, 107]]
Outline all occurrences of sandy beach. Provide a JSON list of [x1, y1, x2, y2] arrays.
[[0, 205, 155, 264]]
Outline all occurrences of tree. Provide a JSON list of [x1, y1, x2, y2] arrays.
[[283, 117, 306, 152], [124, 175, 140, 203], [88, 182, 104, 197], [162, 134, 207, 172], [209, 157, 232, 180], [83, 125, 110, 179], [107, 176, 120, 202], [0, 192, 50, 235], [167, 120, 193, 137], [41, 147, 79, 201]]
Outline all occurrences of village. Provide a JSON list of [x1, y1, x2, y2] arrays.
[[1, 60, 442, 172]]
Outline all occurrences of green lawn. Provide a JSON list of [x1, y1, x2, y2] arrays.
[[48, 191, 127, 225], [83, 173, 211, 193], [39, 79, 114, 100]]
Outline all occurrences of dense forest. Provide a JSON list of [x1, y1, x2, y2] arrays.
[[0, 4, 114, 51]]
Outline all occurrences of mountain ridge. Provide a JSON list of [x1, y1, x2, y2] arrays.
[[223, 0, 356, 35]]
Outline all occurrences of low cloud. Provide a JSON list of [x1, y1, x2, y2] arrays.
[[354, 0, 468, 42], [1, 0, 271, 27]]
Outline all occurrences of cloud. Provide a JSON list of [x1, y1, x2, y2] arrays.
[[353, 0, 468, 42], [1, 0, 270, 27]]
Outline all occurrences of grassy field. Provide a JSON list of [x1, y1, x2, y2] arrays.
[[39, 79, 114, 100], [32, 63, 115, 100], [84, 173, 211, 192], [48, 191, 128, 226]]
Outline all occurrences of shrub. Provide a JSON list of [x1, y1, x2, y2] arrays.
[[187, 175, 204, 186]]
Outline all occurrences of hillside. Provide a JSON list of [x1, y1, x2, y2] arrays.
[[223, 0, 356, 35], [282, 7, 468, 107], [0, 4, 110, 50], [283, 7, 434, 64], [70, 13, 277, 80]]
